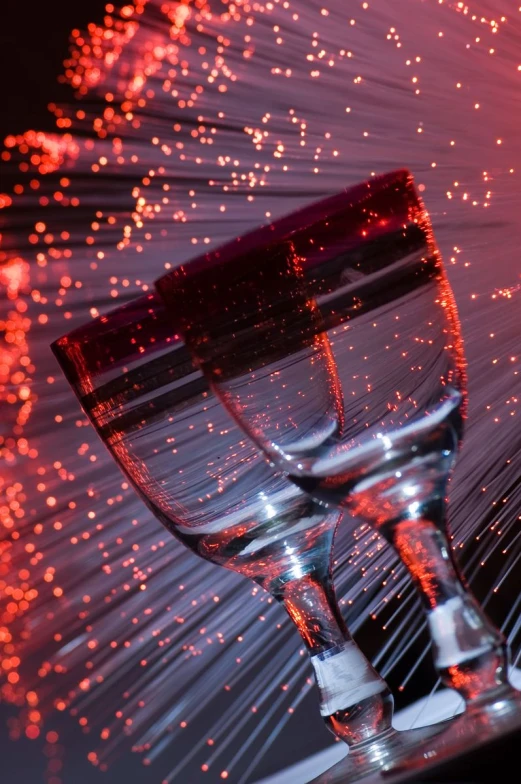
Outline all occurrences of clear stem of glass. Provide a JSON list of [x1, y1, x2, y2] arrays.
[[262, 528, 394, 747], [387, 496, 511, 704]]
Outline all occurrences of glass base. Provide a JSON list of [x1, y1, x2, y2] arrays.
[[311, 721, 451, 782], [311, 688, 521, 783], [381, 686, 521, 780]]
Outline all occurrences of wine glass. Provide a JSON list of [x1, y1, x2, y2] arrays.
[[155, 169, 521, 766], [52, 292, 443, 779]]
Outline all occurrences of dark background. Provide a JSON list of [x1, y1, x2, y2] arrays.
[[0, 1, 100, 139]]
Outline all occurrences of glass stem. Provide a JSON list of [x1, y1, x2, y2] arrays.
[[388, 497, 511, 704], [263, 529, 394, 746]]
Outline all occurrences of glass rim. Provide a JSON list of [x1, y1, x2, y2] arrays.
[[155, 168, 419, 293], [51, 167, 425, 388]]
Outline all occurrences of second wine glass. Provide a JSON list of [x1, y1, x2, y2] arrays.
[[155, 169, 521, 764]]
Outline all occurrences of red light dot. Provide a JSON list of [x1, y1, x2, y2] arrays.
[[26, 725, 40, 740]]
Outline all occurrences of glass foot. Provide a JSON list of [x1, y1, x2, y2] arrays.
[[311, 688, 521, 783], [310, 721, 452, 783], [380, 687, 521, 780]]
